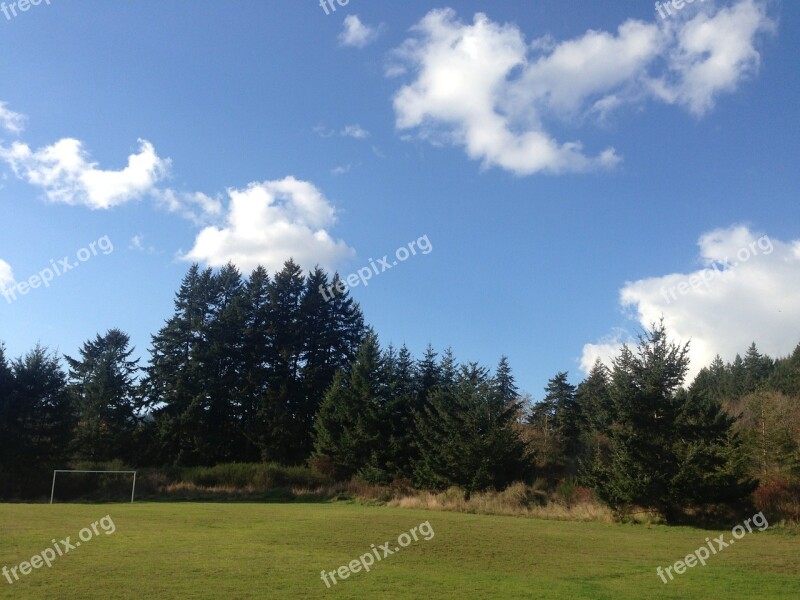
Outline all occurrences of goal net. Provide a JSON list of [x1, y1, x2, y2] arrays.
[[50, 470, 137, 504]]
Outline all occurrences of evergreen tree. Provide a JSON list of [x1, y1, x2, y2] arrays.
[[298, 267, 365, 462], [0, 344, 17, 494], [314, 333, 387, 480], [527, 372, 578, 477], [743, 343, 774, 394], [417, 345, 440, 405], [728, 354, 747, 400], [550, 372, 580, 460], [415, 362, 527, 493], [576, 360, 613, 476], [258, 260, 306, 463], [143, 264, 219, 465], [494, 356, 518, 405], [439, 348, 457, 391], [239, 266, 273, 461], [383, 344, 419, 479], [203, 263, 246, 462], [768, 343, 800, 397], [588, 322, 753, 520], [65, 329, 140, 463], [689, 355, 728, 405], [4, 346, 72, 494]]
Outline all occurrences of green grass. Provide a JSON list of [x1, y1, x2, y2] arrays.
[[0, 503, 798, 599]]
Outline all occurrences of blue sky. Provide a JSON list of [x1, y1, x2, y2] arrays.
[[1, 0, 798, 399]]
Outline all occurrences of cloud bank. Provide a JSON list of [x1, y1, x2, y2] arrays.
[[389, 1, 773, 175], [582, 226, 800, 384]]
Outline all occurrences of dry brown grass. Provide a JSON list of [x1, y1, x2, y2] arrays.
[[386, 483, 614, 523], [156, 476, 616, 523]]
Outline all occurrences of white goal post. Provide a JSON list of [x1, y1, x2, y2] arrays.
[[50, 470, 137, 504]]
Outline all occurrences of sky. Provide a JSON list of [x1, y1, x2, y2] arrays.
[[0, 0, 798, 399]]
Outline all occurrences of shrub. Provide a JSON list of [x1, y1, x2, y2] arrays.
[[754, 477, 800, 522]]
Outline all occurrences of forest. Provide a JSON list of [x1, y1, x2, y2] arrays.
[[1, 260, 798, 523]]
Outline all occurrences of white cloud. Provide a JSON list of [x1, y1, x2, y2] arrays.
[[182, 177, 355, 273], [649, 0, 775, 116], [390, 2, 773, 176], [129, 234, 158, 255], [313, 124, 337, 138], [0, 259, 15, 293], [0, 138, 169, 209], [154, 188, 224, 226], [339, 15, 380, 48], [341, 124, 370, 139], [315, 123, 371, 140], [582, 226, 800, 384], [331, 164, 351, 175], [0, 102, 25, 135], [579, 331, 627, 374]]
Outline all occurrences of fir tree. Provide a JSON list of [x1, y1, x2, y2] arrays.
[[65, 329, 140, 463]]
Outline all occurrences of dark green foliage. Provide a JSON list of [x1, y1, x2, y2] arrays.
[[527, 372, 580, 479], [143, 260, 364, 467], [65, 329, 140, 463], [576, 360, 613, 478], [313, 333, 387, 480], [3, 256, 799, 519], [767, 343, 800, 397], [0, 344, 17, 495], [415, 360, 528, 493], [382, 344, 420, 479], [0, 345, 72, 497], [586, 322, 753, 520]]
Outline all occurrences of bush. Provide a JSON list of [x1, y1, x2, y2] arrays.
[[178, 463, 330, 492], [754, 477, 800, 522]]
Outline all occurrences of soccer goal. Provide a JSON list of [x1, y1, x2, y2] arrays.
[[50, 470, 137, 504]]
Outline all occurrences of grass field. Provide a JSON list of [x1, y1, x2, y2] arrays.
[[1, 503, 798, 599]]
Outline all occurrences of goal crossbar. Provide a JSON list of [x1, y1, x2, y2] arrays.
[[50, 470, 137, 504]]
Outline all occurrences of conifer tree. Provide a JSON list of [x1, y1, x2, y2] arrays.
[[6, 346, 72, 487], [588, 322, 753, 520], [313, 333, 386, 479], [65, 329, 140, 463], [415, 362, 527, 493]]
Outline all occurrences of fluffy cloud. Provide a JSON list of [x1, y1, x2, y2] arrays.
[[0, 259, 14, 293], [341, 124, 370, 139], [0, 138, 169, 209], [339, 15, 380, 48], [581, 226, 800, 384], [649, 0, 775, 116], [0, 102, 25, 135], [390, 1, 773, 175], [129, 234, 158, 255], [182, 177, 355, 273], [154, 188, 224, 226]]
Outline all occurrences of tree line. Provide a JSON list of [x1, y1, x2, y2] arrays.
[[1, 261, 798, 521]]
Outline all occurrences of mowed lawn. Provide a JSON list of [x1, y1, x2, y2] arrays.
[[0, 503, 798, 599]]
